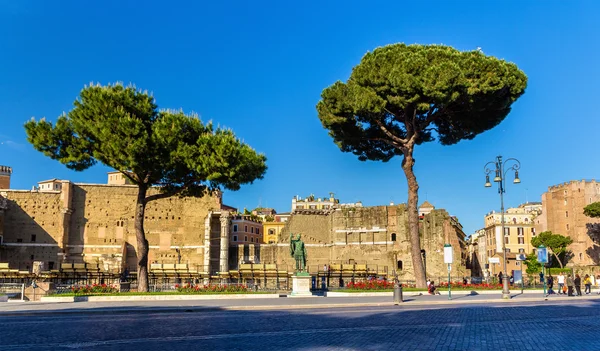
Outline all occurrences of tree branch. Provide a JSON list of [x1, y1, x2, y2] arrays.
[[145, 180, 196, 203], [373, 118, 408, 145]]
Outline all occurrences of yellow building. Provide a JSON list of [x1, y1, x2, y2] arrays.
[[263, 221, 286, 244]]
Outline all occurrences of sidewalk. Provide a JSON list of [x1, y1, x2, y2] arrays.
[[2, 291, 599, 316]]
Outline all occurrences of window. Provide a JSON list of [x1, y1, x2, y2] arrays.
[[519, 248, 525, 253], [525, 218, 529, 223], [517, 227, 524, 236], [256, 228, 259, 235], [309, 205, 316, 209], [31, 234, 36, 242], [268, 229, 275, 235], [504, 227, 510, 236], [48, 262, 54, 270], [566, 224, 570, 231], [251, 237, 254, 243], [518, 237, 524, 244], [505, 248, 511, 254], [296, 205, 304, 209], [391, 233, 397, 242], [244, 225, 248, 232], [16, 238, 22, 243], [532, 228, 536, 236], [233, 236, 238, 242], [233, 225, 238, 232], [397, 260, 403, 270], [251, 227, 254, 234], [512, 218, 517, 224], [244, 236, 248, 242], [504, 236, 509, 244], [566, 211, 569, 218]]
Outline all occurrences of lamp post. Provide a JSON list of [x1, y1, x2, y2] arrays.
[[484, 155, 521, 299]]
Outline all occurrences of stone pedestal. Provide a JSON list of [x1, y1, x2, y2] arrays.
[[24, 282, 55, 301], [291, 274, 312, 297]]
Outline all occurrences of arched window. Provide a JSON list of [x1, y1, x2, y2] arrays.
[[268, 229, 275, 235], [397, 260, 403, 270], [513, 218, 517, 224], [391, 233, 397, 242]]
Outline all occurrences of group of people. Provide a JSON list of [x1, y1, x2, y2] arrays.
[[550, 272, 599, 296]]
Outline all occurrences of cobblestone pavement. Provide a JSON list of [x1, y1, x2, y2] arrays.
[[1, 299, 600, 350]]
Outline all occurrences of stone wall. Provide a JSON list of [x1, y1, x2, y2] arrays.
[[259, 205, 467, 280], [0, 182, 221, 272], [536, 180, 600, 266]]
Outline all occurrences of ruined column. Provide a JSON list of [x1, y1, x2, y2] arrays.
[[203, 212, 212, 273], [219, 212, 230, 272]]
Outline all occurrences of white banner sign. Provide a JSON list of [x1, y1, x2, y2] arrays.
[[488, 257, 500, 264]]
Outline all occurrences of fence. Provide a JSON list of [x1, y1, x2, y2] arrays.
[[0, 283, 25, 300]]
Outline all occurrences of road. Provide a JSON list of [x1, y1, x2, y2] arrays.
[[1, 298, 600, 350]]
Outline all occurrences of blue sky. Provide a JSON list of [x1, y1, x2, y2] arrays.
[[1, 1, 598, 236]]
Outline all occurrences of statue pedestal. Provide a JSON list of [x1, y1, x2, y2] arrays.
[[291, 273, 312, 297]]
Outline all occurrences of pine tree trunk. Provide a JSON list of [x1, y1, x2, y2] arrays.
[[554, 252, 563, 268], [135, 186, 150, 292], [401, 148, 427, 289]]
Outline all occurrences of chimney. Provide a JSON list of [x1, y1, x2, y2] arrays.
[[0, 165, 12, 189]]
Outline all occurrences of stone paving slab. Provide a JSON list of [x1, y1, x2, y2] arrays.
[[1, 298, 600, 350]]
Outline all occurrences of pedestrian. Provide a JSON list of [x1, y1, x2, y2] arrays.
[[510, 275, 514, 285], [574, 274, 582, 296], [557, 272, 565, 294], [428, 281, 441, 295], [547, 275, 555, 295], [498, 271, 503, 284], [584, 274, 592, 294], [567, 274, 575, 296], [426, 278, 431, 288]]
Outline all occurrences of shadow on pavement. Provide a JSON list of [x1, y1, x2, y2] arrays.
[[1, 298, 600, 350]]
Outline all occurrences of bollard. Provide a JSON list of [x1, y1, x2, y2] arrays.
[[394, 283, 403, 304]]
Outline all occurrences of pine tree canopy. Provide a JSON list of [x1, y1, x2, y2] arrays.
[[25, 83, 267, 197], [584, 202, 600, 218], [316, 43, 528, 161]]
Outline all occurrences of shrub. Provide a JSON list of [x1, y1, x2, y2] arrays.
[[174, 284, 249, 293], [70, 284, 118, 294]]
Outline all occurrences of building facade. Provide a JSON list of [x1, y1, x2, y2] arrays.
[[0, 166, 12, 189], [263, 221, 285, 244], [535, 180, 600, 267], [483, 203, 542, 277], [230, 215, 262, 244]]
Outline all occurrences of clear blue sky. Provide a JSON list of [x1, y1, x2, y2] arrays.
[[1, 1, 598, 236]]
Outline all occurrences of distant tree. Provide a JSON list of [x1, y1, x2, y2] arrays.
[[264, 215, 275, 222], [531, 231, 573, 268], [24, 83, 267, 291], [316, 43, 527, 287], [583, 202, 600, 219], [523, 252, 542, 275]]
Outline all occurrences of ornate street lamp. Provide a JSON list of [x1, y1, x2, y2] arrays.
[[484, 155, 521, 299]]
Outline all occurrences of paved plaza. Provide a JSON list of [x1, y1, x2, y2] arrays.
[[1, 295, 600, 350]]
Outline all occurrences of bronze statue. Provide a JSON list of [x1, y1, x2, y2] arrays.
[[289, 233, 307, 272]]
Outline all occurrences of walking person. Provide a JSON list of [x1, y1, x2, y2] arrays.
[[547, 275, 555, 295], [574, 274, 582, 296], [584, 274, 592, 294], [557, 272, 565, 295], [567, 274, 575, 296]]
